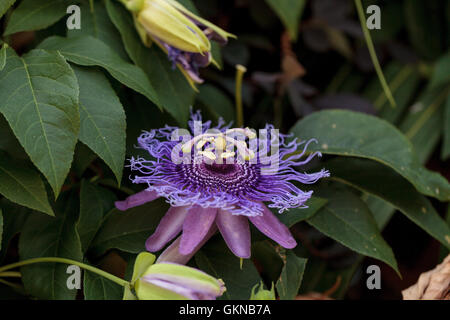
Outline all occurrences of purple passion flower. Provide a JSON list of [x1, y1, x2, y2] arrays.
[[116, 111, 329, 259]]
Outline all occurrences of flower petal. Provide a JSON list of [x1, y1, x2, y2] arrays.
[[216, 209, 251, 258], [115, 190, 159, 211], [180, 206, 217, 255], [248, 203, 297, 249], [145, 206, 191, 252], [157, 225, 217, 264]]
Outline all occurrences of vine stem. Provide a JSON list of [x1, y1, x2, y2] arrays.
[[354, 0, 396, 108], [235, 64, 247, 128], [0, 258, 131, 288]]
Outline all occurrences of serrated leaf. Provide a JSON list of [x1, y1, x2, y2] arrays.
[[195, 238, 262, 300], [38, 35, 161, 110], [306, 185, 399, 275], [0, 151, 53, 216], [73, 65, 126, 184], [327, 157, 450, 250], [4, 0, 66, 36], [265, 0, 306, 40], [89, 199, 169, 256], [0, 48, 79, 197], [67, 0, 128, 60], [278, 197, 327, 228], [83, 271, 122, 300], [0, 0, 16, 20], [77, 180, 116, 253], [19, 191, 83, 300], [290, 110, 450, 201], [105, 0, 194, 125], [276, 251, 307, 300]]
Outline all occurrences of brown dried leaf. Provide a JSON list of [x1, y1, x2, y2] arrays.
[[402, 254, 450, 300]]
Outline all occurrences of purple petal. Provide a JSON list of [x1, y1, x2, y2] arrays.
[[180, 206, 217, 255], [248, 203, 297, 249], [216, 209, 251, 258], [157, 226, 217, 264], [145, 206, 191, 252], [115, 190, 159, 211]]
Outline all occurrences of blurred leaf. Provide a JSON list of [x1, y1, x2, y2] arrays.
[[0, 199, 29, 262], [4, 0, 66, 35], [429, 51, 450, 89], [327, 158, 450, 250], [67, 0, 128, 60], [222, 40, 250, 66], [265, 0, 306, 40], [19, 192, 83, 300], [195, 237, 262, 300], [89, 199, 169, 256], [290, 110, 450, 201], [83, 271, 122, 300], [404, 0, 443, 60], [443, 95, 450, 160], [197, 84, 234, 122], [306, 185, 399, 274], [278, 197, 328, 227], [401, 86, 449, 163], [276, 250, 307, 300], [73, 65, 126, 185], [0, 48, 79, 197], [0, 210, 3, 249], [71, 142, 97, 177], [77, 180, 116, 253], [105, 0, 193, 125], [38, 36, 161, 110], [0, 0, 16, 20], [0, 151, 53, 216]]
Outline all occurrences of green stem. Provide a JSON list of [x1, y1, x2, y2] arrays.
[[0, 258, 130, 288], [354, 0, 396, 108], [235, 64, 247, 127], [0, 271, 21, 278]]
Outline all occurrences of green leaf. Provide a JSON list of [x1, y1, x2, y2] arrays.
[[38, 35, 161, 110], [105, 0, 194, 125], [401, 86, 449, 163], [73, 65, 126, 184], [306, 185, 400, 275], [0, 151, 53, 216], [0, 48, 79, 198], [278, 197, 327, 228], [290, 110, 450, 201], [327, 157, 450, 250], [195, 238, 262, 300], [67, 0, 128, 60], [0, 0, 16, 20], [265, 0, 306, 40], [441, 94, 450, 160], [276, 250, 307, 300], [77, 180, 116, 253], [83, 271, 122, 300], [4, 0, 67, 36], [197, 84, 234, 123], [19, 191, 83, 300], [0, 44, 6, 71], [430, 52, 450, 89], [0, 209, 3, 249], [0, 199, 29, 262], [89, 199, 169, 256]]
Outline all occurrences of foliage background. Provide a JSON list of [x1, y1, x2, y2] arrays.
[[0, 0, 449, 300]]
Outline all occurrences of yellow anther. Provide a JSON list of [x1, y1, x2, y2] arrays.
[[198, 150, 216, 160], [221, 151, 236, 159], [196, 137, 213, 150], [214, 136, 227, 151], [245, 127, 257, 139], [182, 143, 193, 154]]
